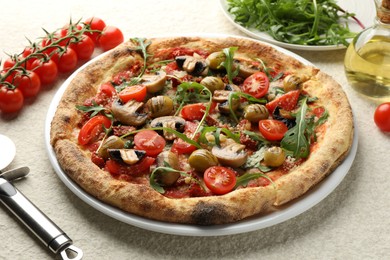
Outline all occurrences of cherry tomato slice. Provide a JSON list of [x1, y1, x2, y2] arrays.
[[0, 86, 24, 114], [374, 102, 390, 132], [259, 119, 288, 141], [242, 72, 270, 99], [78, 115, 112, 145], [266, 90, 300, 114], [118, 85, 147, 102], [171, 121, 198, 154], [204, 166, 237, 195], [134, 130, 166, 157], [99, 83, 116, 98], [99, 26, 124, 51]]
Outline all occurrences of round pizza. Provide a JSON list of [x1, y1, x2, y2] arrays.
[[50, 36, 354, 225]]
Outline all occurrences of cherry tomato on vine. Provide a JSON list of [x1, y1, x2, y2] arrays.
[[31, 59, 58, 85], [84, 17, 106, 44], [266, 90, 300, 114], [12, 71, 41, 98], [204, 166, 237, 195], [99, 26, 124, 51], [0, 86, 24, 114], [259, 119, 288, 141], [242, 72, 270, 99], [2, 58, 17, 71], [78, 115, 112, 145], [374, 102, 390, 132], [69, 35, 95, 60], [134, 130, 166, 157], [118, 85, 147, 102], [21, 47, 38, 70], [51, 47, 78, 73]]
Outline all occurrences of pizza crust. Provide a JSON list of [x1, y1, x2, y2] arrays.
[[50, 36, 353, 225]]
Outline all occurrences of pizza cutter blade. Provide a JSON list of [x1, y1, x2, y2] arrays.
[[0, 135, 83, 260]]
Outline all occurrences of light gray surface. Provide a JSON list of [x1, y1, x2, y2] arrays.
[[1, 0, 389, 259]]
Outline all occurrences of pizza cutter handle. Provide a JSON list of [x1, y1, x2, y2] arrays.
[[0, 178, 83, 259]]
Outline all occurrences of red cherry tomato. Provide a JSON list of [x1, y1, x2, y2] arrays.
[[99, 26, 124, 51], [374, 102, 390, 132], [181, 103, 209, 121], [242, 72, 270, 99], [118, 85, 147, 102], [21, 47, 38, 70], [70, 35, 95, 60], [0, 86, 24, 114], [51, 47, 78, 73], [259, 119, 288, 141], [12, 71, 41, 98], [31, 59, 58, 85], [2, 58, 17, 71], [134, 130, 166, 157], [84, 17, 106, 44], [78, 115, 112, 145], [266, 90, 300, 114], [204, 166, 237, 195], [171, 121, 199, 154], [98, 83, 116, 98]]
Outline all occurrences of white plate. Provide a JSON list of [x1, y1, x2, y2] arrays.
[[220, 0, 376, 51], [45, 36, 358, 236]]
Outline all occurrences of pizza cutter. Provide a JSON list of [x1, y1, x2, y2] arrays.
[[0, 134, 83, 260]]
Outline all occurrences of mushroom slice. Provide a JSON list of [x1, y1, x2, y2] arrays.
[[150, 116, 185, 140], [141, 71, 167, 93], [212, 142, 248, 168], [175, 55, 209, 76], [108, 149, 146, 165], [233, 57, 261, 78], [111, 99, 148, 126], [154, 151, 181, 186]]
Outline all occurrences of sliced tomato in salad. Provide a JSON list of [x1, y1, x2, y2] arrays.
[[266, 89, 301, 114], [258, 119, 288, 141], [78, 115, 112, 145], [134, 130, 166, 157], [242, 72, 269, 99], [204, 166, 237, 195]]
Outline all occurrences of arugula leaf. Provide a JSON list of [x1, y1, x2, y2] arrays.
[[150, 166, 205, 193], [222, 47, 239, 84], [235, 171, 274, 189], [281, 97, 310, 159], [76, 101, 112, 118], [226, 0, 364, 46]]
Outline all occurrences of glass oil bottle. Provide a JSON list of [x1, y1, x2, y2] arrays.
[[344, 0, 390, 102]]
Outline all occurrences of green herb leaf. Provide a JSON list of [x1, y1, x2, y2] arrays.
[[235, 171, 274, 189], [222, 47, 239, 84], [281, 97, 310, 158]]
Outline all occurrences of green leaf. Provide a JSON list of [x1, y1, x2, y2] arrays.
[[222, 47, 239, 84], [235, 171, 274, 189], [281, 97, 310, 159]]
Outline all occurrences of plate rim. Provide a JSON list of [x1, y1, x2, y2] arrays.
[[44, 35, 358, 236], [219, 0, 375, 51]]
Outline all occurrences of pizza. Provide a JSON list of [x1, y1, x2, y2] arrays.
[[50, 36, 354, 225]]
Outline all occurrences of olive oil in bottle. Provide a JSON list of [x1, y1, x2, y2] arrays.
[[344, 0, 390, 102]]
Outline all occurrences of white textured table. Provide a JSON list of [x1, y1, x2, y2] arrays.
[[1, 0, 389, 259]]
